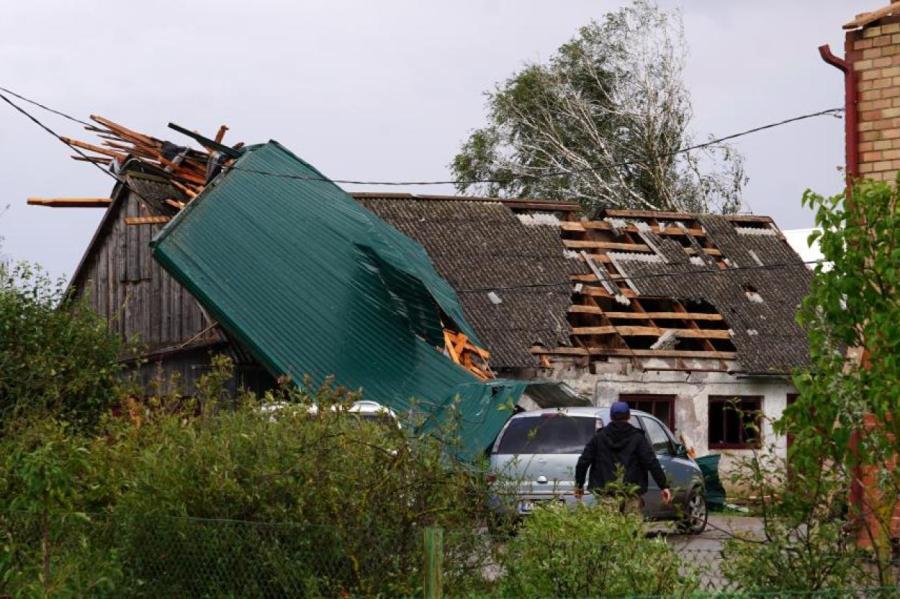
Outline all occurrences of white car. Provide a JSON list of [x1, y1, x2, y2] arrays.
[[260, 399, 400, 427], [489, 407, 707, 534]]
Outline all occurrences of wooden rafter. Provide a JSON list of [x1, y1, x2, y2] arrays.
[[125, 216, 171, 226], [532, 346, 737, 360], [27, 197, 111, 208]]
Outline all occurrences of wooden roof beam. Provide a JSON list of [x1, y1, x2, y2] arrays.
[[571, 326, 732, 339], [563, 239, 653, 252], [532, 346, 737, 360], [27, 197, 112, 208], [567, 306, 724, 321]]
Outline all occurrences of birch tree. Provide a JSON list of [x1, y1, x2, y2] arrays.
[[452, 1, 745, 214]]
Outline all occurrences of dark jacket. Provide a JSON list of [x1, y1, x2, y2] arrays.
[[575, 421, 668, 494]]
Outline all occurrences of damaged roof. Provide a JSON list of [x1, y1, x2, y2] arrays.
[[150, 141, 526, 455], [354, 194, 573, 369], [537, 207, 813, 375]]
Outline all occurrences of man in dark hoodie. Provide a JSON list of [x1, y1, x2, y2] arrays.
[[574, 401, 672, 513]]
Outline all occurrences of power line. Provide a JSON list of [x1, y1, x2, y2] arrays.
[[0, 85, 93, 128], [219, 107, 844, 186], [0, 83, 843, 187], [0, 90, 149, 206], [0, 86, 832, 289], [454, 259, 823, 293]]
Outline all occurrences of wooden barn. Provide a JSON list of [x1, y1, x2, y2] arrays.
[[64, 159, 274, 395]]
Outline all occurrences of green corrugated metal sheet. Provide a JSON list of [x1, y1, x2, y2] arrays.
[[151, 141, 524, 455]]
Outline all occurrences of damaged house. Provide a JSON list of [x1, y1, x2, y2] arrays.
[[36, 117, 811, 465]]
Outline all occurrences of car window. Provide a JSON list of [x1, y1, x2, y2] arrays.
[[495, 415, 598, 454], [641, 417, 674, 456], [597, 415, 642, 429]]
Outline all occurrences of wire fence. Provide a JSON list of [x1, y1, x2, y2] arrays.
[[0, 511, 896, 598]]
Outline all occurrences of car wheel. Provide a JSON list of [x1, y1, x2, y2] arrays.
[[676, 488, 708, 535]]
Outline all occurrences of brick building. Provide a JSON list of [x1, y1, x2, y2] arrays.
[[821, 1, 900, 548], [822, 2, 900, 181]]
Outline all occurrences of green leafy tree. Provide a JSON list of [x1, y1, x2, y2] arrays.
[[0, 261, 121, 431], [451, 0, 745, 214]]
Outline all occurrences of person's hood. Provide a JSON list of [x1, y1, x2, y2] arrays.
[[600, 421, 640, 451]]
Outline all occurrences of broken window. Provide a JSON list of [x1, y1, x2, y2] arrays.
[[708, 396, 762, 449], [620, 394, 675, 432]]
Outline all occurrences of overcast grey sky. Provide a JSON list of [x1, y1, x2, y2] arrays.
[[0, 1, 867, 281]]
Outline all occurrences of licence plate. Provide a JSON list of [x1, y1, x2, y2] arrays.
[[518, 501, 536, 513]]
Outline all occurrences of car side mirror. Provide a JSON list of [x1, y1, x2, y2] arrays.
[[674, 443, 688, 458]]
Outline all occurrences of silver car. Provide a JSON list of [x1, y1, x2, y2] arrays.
[[489, 407, 708, 534]]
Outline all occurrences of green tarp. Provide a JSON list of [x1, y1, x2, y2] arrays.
[[151, 141, 524, 455]]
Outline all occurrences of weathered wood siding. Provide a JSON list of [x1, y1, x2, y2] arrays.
[[74, 190, 217, 352]]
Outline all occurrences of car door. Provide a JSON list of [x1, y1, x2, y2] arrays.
[[657, 419, 702, 507], [639, 416, 678, 517]]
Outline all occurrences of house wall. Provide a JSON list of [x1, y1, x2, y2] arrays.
[[848, 16, 900, 181], [74, 190, 217, 350], [73, 188, 272, 396], [542, 358, 794, 479]]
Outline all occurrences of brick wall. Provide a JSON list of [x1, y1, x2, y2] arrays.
[[847, 17, 900, 181]]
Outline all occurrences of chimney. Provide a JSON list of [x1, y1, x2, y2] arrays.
[[824, 3, 900, 182]]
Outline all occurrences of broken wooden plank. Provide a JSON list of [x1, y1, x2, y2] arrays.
[[27, 197, 112, 208], [563, 239, 653, 252], [568, 220, 707, 237], [684, 247, 723, 257], [60, 137, 126, 160], [90, 115, 161, 149], [571, 326, 731, 339], [71, 155, 112, 164], [125, 216, 171, 226], [532, 346, 737, 360], [570, 273, 625, 282], [214, 125, 229, 144], [566, 306, 724, 321], [578, 286, 638, 299]]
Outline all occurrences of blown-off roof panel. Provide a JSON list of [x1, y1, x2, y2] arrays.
[[151, 141, 525, 455]]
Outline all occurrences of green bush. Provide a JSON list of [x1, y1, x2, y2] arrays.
[[0, 262, 121, 432], [497, 501, 695, 598], [0, 358, 503, 597]]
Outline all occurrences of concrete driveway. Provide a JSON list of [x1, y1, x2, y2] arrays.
[[651, 514, 765, 591]]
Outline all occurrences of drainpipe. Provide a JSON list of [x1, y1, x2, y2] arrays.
[[819, 44, 859, 180]]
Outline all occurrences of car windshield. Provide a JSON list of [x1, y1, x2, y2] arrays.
[[495, 414, 596, 455]]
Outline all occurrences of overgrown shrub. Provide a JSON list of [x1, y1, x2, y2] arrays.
[[0, 262, 121, 432], [0, 358, 503, 596], [498, 501, 694, 597], [721, 449, 867, 592]]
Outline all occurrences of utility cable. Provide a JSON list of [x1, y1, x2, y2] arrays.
[[0, 83, 843, 187], [0, 90, 152, 206], [454, 259, 823, 293], [0, 85, 93, 127], [0, 87, 829, 290], [219, 106, 844, 185]]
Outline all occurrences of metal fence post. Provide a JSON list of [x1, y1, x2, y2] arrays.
[[423, 527, 443, 599]]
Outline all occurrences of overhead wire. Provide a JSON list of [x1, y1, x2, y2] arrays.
[[0, 85, 831, 288], [0, 89, 153, 206], [454, 259, 824, 293], [0, 83, 843, 187], [218, 107, 844, 186]]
